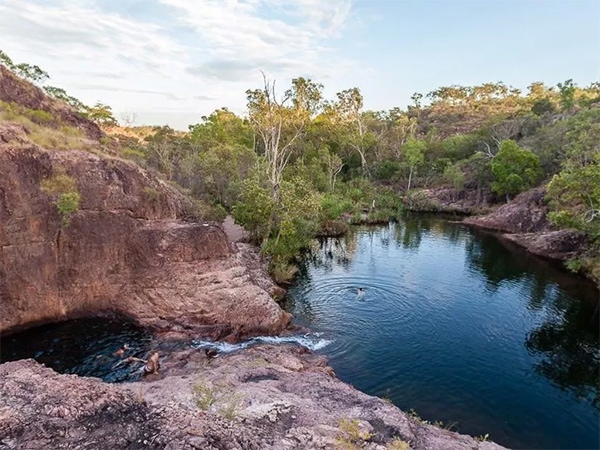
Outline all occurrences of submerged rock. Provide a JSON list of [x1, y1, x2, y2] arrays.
[[0, 348, 507, 450]]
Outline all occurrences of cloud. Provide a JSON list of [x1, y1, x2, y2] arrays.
[[68, 83, 215, 101], [0, 0, 186, 72], [158, 0, 354, 81], [0, 0, 358, 128]]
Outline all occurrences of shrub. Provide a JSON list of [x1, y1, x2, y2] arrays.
[[40, 169, 80, 226], [56, 192, 81, 226]]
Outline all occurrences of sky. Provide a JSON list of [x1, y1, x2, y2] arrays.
[[1, 0, 599, 130]]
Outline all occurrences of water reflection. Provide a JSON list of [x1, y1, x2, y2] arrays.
[[526, 294, 600, 407], [286, 217, 600, 449]]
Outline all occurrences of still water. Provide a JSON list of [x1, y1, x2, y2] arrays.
[[283, 216, 599, 449], [0, 318, 154, 382]]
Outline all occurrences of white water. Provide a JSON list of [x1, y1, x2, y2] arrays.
[[191, 333, 332, 353]]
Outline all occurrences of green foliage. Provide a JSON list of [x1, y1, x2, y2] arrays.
[[56, 192, 81, 226], [193, 378, 220, 411], [557, 79, 576, 110], [443, 164, 466, 190], [121, 147, 147, 163], [192, 377, 244, 420], [40, 169, 80, 226], [531, 98, 557, 116], [321, 194, 354, 220], [84, 102, 117, 126], [546, 158, 600, 237], [264, 175, 322, 263], [491, 140, 542, 199], [564, 258, 583, 273], [232, 175, 274, 243], [188, 108, 253, 149], [43, 86, 87, 112], [195, 144, 257, 208]]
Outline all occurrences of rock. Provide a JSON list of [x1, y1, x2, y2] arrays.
[[0, 351, 507, 450], [463, 188, 550, 233], [0, 145, 289, 339], [462, 188, 589, 262], [0, 66, 103, 140], [502, 229, 587, 260], [405, 188, 487, 215]]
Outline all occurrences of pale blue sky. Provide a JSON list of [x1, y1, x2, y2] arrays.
[[0, 0, 598, 129]]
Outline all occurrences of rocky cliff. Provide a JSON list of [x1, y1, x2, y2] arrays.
[[0, 68, 289, 339]]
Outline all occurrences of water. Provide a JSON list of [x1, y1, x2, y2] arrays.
[[0, 318, 154, 382], [192, 333, 332, 353], [283, 217, 600, 450]]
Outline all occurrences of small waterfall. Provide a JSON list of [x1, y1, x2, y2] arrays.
[[191, 333, 332, 353]]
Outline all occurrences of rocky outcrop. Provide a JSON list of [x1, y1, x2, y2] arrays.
[[0, 351, 506, 450], [0, 66, 103, 140], [404, 188, 489, 215], [501, 230, 588, 260], [463, 188, 550, 233], [0, 143, 289, 338], [462, 188, 588, 262]]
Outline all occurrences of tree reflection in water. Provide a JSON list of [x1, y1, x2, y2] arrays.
[[465, 226, 600, 409]]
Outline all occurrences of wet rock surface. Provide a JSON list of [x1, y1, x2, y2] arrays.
[[0, 348, 506, 450]]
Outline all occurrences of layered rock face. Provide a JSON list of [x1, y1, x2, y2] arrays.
[[0, 143, 289, 338], [0, 351, 506, 450], [463, 188, 587, 261]]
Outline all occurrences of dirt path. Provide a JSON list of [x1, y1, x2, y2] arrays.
[[222, 215, 248, 242]]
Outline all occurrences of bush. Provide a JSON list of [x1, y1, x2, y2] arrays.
[[40, 168, 80, 226]]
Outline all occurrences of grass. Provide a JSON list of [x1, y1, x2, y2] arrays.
[[386, 438, 411, 450], [0, 100, 91, 151], [40, 168, 81, 226], [193, 378, 221, 411], [192, 377, 244, 421], [335, 418, 374, 449], [270, 261, 298, 284]]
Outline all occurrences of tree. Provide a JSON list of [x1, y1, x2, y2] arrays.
[[85, 102, 117, 126], [557, 79, 576, 111], [323, 149, 344, 192], [195, 144, 256, 207], [144, 126, 181, 180], [43, 86, 87, 112], [491, 140, 542, 201], [188, 108, 253, 149], [246, 74, 323, 203], [546, 159, 600, 237], [403, 139, 426, 191], [331, 87, 372, 174]]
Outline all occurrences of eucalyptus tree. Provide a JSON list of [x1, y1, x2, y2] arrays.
[[246, 74, 323, 203]]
